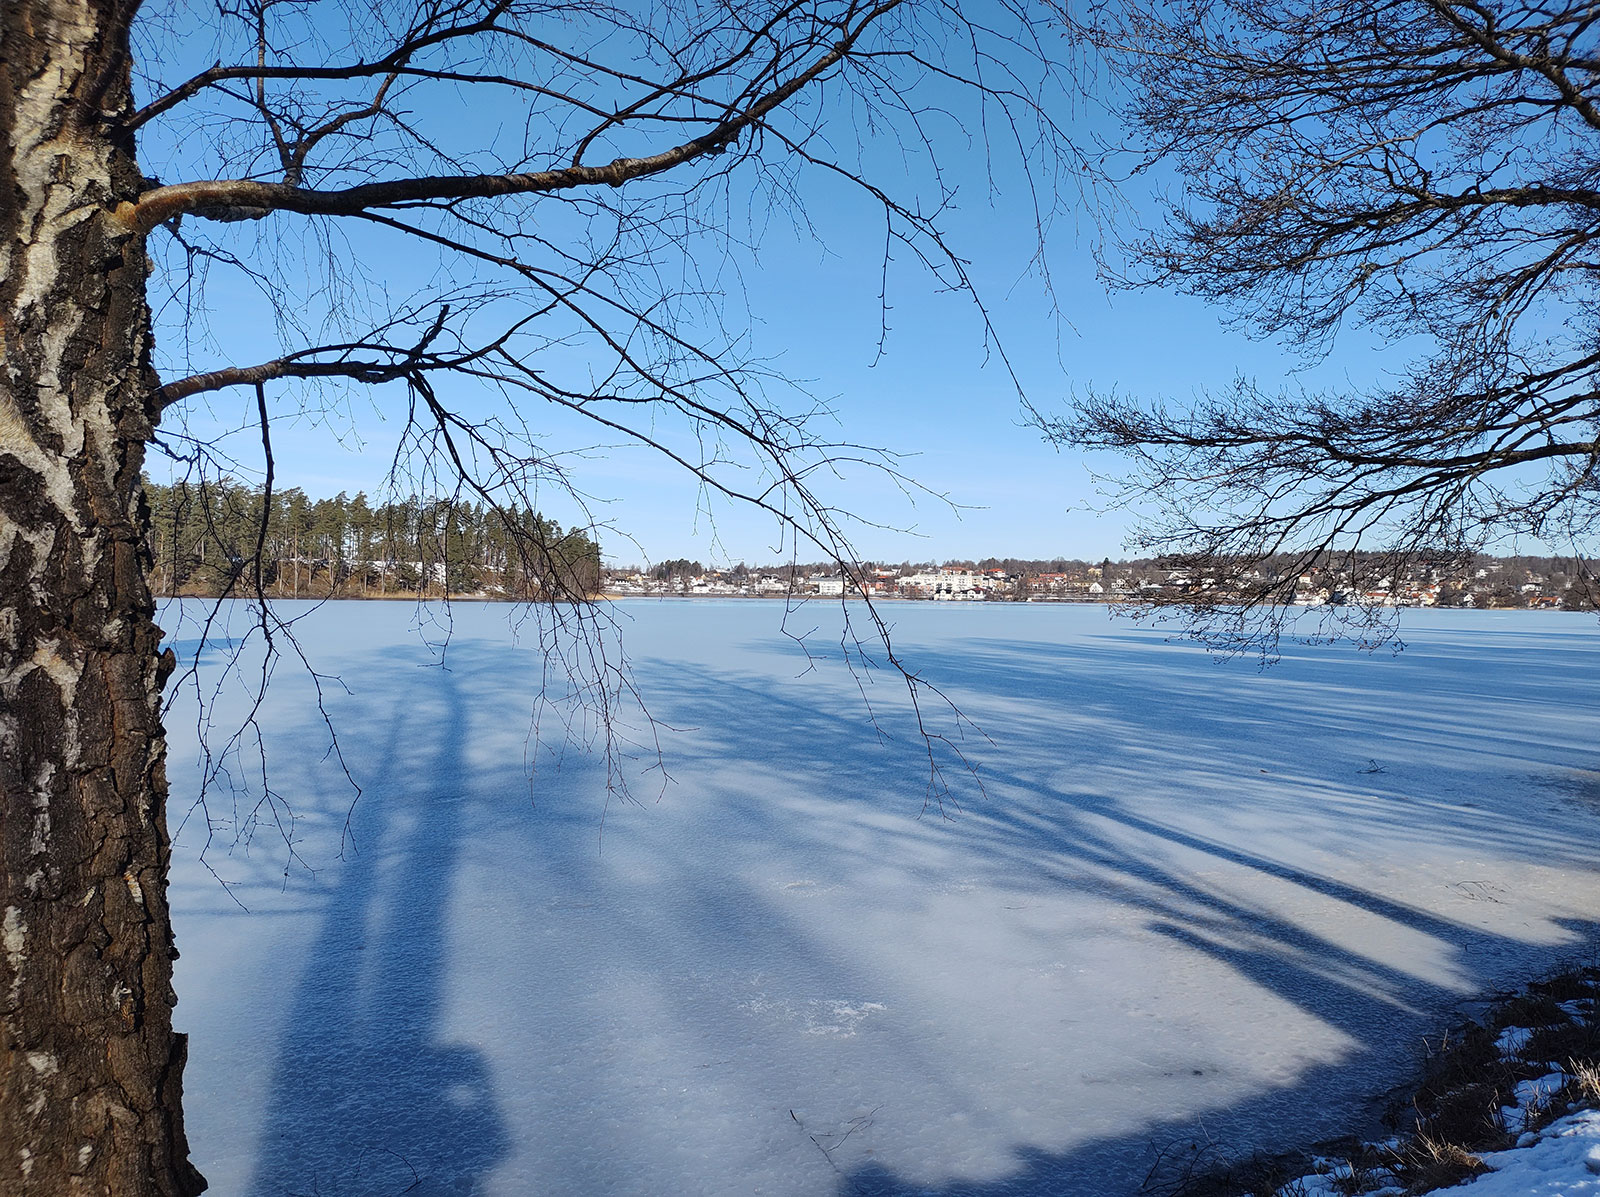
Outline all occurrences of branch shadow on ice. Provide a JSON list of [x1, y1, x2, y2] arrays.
[[616, 617, 1600, 1195], [244, 652, 510, 1197], [172, 603, 1600, 1197]]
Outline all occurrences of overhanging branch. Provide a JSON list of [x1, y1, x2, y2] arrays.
[[117, 0, 903, 235]]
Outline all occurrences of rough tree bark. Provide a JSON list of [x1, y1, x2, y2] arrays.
[[1, 1, 204, 1193]]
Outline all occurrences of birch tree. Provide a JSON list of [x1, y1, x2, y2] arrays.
[[0, 1, 1070, 1191]]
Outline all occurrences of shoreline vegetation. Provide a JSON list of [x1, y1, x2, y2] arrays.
[[154, 589, 1599, 612], [144, 480, 1594, 611], [1168, 963, 1600, 1197], [144, 478, 602, 602]]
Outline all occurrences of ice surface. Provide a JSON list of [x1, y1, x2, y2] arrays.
[[161, 601, 1600, 1196]]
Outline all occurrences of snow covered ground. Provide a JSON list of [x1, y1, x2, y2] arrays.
[[1285, 1112, 1600, 1196], [160, 600, 1600, 1196], [1419, 1112, 1600, 1196]]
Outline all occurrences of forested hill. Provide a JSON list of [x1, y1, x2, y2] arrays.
[[142, 479, 601, 601]]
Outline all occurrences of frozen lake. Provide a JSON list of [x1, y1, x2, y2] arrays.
[[163, 599, 1600, 1196]]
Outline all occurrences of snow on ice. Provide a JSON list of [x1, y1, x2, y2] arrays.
[[160, 601, 1600, 1195]]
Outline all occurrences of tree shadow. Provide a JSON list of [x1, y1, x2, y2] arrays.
[[244, 652, 509, 1197], [615, 610, 1600, 1194], [169, 601, 1600, 1197]]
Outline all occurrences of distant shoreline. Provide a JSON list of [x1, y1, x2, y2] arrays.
[[149, 591, 1593, 613]]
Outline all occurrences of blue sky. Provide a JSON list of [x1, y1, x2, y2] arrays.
[[242, 210, 1404, 569], [157, 178, 1404, 569], [138, 6, 1417, 570]]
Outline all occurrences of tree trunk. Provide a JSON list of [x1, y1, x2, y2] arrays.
[[1, 2, 205, 1193]]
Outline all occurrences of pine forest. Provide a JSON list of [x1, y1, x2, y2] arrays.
[[142, 479, 603, 601]]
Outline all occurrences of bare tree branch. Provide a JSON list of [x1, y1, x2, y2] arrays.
[[1040, 0, 1600, 654]]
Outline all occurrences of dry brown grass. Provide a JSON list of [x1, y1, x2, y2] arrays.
[[1383, 1134, 1489, 1194], [1567, 1057, 1600, 1105], [1152, 963, 1600, 1196]]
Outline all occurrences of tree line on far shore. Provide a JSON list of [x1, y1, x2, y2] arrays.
[[143, 478, 602, 600], [621, 550, 1596, 610]]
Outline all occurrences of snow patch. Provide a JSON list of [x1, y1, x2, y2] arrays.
[[1496, 1025, 1533, 1057], [806, 1000, 887, 1037], [776, 878, 837, 898], [1501, 1070, 1569, 1134], [1462, 1110, 1600, 1194], [740, 993, 887, 1037]]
